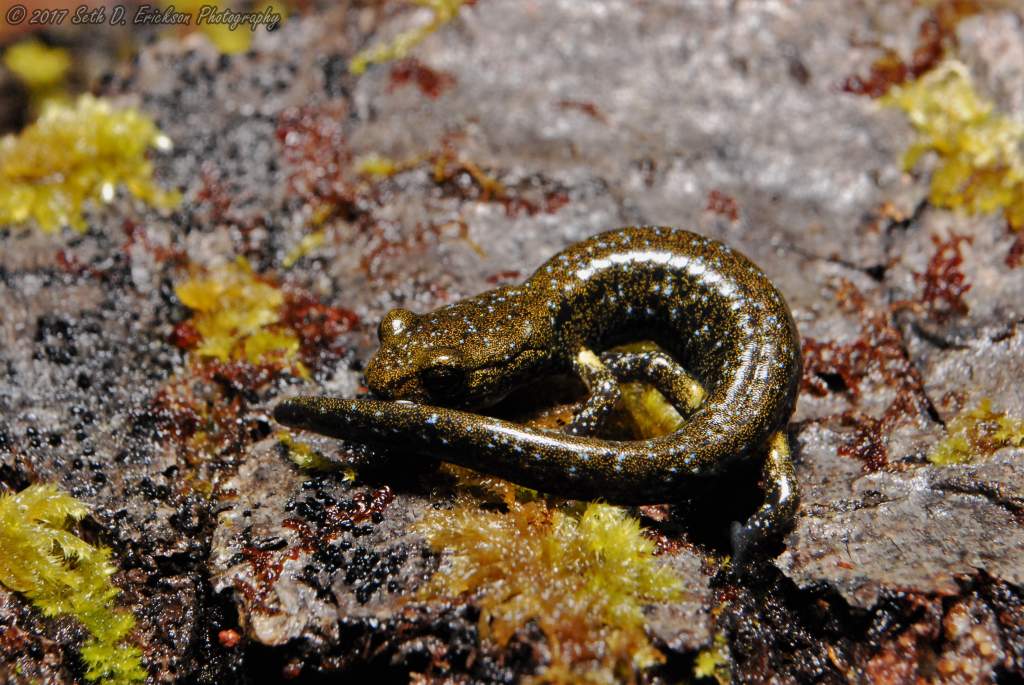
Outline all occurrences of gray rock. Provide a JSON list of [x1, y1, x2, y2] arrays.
[[778, 451, 1024, 608]]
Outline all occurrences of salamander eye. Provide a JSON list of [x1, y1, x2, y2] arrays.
[[378, 308, 416, 343], [419, 348, 466, 392]]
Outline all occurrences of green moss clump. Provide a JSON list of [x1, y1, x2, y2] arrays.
[[2, 38, 72, 118], [276, 431, 344, 473], [175, 258, 303, 368], [166, 1, 288, 55], [349, 0, 473, 75], [437, 462, 539, 508], [693, 633, 730, 684], [3, 39, 70, 92], [0, 484, 146, 685], [281, 229, 326, 268], [883, 60, 1024, 231], [0, 95, 179, 234], [418, 341, 699, 681], [929, 398, 1024, 465], [355, 153, 408, 178], [418, 501, 684, 683]]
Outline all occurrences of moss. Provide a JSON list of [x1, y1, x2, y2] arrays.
[[802, 280, 936, 471], [609, 342, 697, 438], [0, 95, 179, 234], [356, 147, 505, 208], [0, 485, 146, 685], [349, 0, 474, 75], [618, 383, 685, 436], [166, 259, 309, 486], [705, 189, 740, 222], [164, 1, 287, 55], [355, 152, 422, 179], [693, 633, 730, 684], [418, 501, 683, 683], [175, 258, 305, 370], [433, 151, 504, 201], [152, 358, 297, 494], [418, 343, 696, 681], [438, 463, 538, 508], [929, 398, 1024, 465], [164, 263, 355, 486], [281, 229, 326, 268], [3, 40, 70, 91], [883, 60, 1024, 231], [388, 58, 457, 98], [275, 431, 345, 474], [2, 39, 71, 116], [909, 233, 973, 321]]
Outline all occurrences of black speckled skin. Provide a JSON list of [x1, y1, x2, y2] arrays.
[[275, 226, 802, 553]]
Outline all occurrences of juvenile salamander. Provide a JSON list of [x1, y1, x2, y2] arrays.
[[275, 226, 802, 556]]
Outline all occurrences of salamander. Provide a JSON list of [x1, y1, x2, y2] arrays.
[[274, 226, 802, 557]]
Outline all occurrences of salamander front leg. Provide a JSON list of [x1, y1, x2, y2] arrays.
[[599, 348, 705, 415], [730, 430, 799, 566], [566, 349, 622, 436]]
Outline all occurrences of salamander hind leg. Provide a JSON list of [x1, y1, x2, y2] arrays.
[[730, 430, 799, 566], [566, 349, 622, 436], [600, 348, 705, 415]]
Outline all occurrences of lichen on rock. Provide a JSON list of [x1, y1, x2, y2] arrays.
[[929, 398, 1024, 465]]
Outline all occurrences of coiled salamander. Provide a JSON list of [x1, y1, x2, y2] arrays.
[[275, 226, 802, 557]]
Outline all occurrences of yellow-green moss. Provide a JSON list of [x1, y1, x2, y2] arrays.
[[929, 398, 1024, 465], [693, 633, 730, 684], [883, 60, 1024, 230], [0, 484, 146, 685], [355, 153, 406, 178], [175, 257, 304, 369], [356, 149, 506, 214], [437, 463, 539, 508], [163, 1, 287, 55], [3, 39, 70, 107], [276, 431, 337, 471], [349, 0, 472, 75], [2, 38, 72, 121], [275, 432, 358, 481], [417, 341, 700, 681], [0, 95, 179, 234], [418, 501, 684, 683], [281, 229, 325, 268]]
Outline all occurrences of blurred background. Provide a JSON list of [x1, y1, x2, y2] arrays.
[[0, 0, 294, 132]]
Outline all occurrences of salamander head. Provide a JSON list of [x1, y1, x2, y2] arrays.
[[365, 289, 550, 407]]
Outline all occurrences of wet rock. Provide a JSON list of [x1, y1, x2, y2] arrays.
[[887, 209, 1024, 348], [0, 588, 79, 685], [914, 320, 1024, 421], [778, 452, 1024, 608], [209, 437, 436, 648], [957, 11, 1024, 115], [645, 549, 714, 652]]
